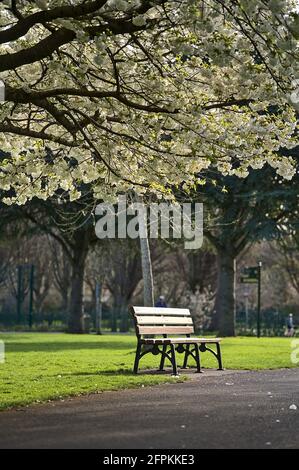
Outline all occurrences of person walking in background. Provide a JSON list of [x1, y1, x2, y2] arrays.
[[155, 295, 167, 308], [285, 313, 295, 337]]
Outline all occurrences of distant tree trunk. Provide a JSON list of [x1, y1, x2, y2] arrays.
[[119, 297, 129, 333], [112, 293, 129, 332], [213, 248, 236, 336], [140, 235, 154, 307], [61, 291, 70, 316], [68, 231, 90, 333], [110, 306, 117, 333]]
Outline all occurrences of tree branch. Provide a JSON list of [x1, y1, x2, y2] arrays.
[[5, 85, 177, 114], [0, 0, 108, 44], [0, 123, 77, 146], [0, 17, 156, 73], [0, 27, 75, 72]]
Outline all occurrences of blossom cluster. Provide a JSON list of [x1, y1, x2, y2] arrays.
[[0, 0, 298, 204]]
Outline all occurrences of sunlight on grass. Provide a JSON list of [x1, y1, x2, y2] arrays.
[[0, 333, 296, 410]]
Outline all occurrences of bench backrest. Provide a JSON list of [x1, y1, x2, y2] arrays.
[[129, 306, 194, 337]]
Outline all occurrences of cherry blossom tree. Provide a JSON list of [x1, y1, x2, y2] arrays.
[[0, 0, 298, 206]]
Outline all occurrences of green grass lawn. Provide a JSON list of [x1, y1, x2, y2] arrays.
[[0, 333, 297, 410]]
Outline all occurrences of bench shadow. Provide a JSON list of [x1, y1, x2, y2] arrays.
[[65, 370, 135, 377], [64, 367, 197, 378]]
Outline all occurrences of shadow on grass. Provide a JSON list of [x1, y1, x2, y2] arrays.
[[60, 368, 185, 378], [65, 370, 135, 377], [5, 341, 136, 353]]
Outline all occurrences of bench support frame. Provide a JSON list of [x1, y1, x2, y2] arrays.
[[160, 342, 201, 373], [182, 342, 223, 371], [134, 341, 179, 376]]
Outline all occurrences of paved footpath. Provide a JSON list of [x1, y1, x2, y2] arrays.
[[0, 368, 298, 449]]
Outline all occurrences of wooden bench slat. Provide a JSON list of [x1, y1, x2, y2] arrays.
[[132, 307, 191, 316], [138, 326, 194, 335], [141, 337, 221, 344], [137, 316, 193, 325]]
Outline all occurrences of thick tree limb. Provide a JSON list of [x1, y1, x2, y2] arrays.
[[0, 28, 75, 72], [0, 0, 166, 45], [0, 0, 107, 44], [0, 19, 155, 73], [0, 123, 77, 147], [5, 85, 177, 114]]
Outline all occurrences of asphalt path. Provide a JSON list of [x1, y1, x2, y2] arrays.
[[0, 368, 298, 449]]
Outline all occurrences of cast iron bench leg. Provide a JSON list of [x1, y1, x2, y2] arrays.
[[159, 344, 167, 371], [169, 343, 178, 376], [182, 344, 190, 369], [194, 344, 202, 373], [216, 342, 224, 370], [133, 342, 142, 374]]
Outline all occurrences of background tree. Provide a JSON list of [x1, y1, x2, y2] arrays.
[[201, 156, 299, 335], [100, 239, 142, 331], [50, 238, 72, 315], [2, 194, 98, 332]]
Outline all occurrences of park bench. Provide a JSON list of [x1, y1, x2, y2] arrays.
[[129, 306, 223, 376]]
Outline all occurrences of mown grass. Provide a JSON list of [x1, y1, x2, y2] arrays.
[[0, 333, 296, 410]]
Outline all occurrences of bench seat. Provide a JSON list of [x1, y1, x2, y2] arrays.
[[141, 337, 221, 344], [129, 306, 223, 375]]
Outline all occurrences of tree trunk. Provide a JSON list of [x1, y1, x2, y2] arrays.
[[137, 194, 154, 307], [213, 248, 236, 336], [68, 231, 90, 333], [139, 235, 154, 343], [111, 306, 117, 332], [61, 291, 69, 316], [119, 298, 129, 333], [140, 235, 154, 307]]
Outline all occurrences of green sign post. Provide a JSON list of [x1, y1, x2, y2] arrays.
[[240, 262, 262, 338]]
